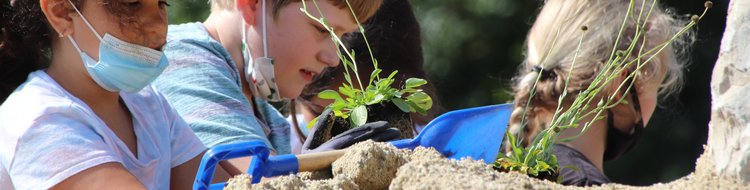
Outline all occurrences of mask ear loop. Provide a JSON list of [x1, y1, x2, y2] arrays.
[[627, 72, 644, 127], [241, 0, 270, 75], [607, 71, 644, 133], [261, 0, 268, 58]]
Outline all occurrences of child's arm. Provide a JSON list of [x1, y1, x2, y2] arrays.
[[170, 153, 202, 190], [50, 163, 146, 190]]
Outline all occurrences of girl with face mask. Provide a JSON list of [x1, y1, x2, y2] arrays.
[[0, 0, 225, 189], [506, 0, 693, 186]]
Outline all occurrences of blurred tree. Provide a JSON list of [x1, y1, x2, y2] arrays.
[[166, 0, 726, 186], [167, 0, 210, 25]]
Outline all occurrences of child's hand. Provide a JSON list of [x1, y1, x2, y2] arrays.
[[301, 108, 401, 153]]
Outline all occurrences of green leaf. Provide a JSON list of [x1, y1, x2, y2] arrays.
[[367, 94, 385, 105], [366, 85, 377, 93], [406, 92, 433, 111], [318, 90, 342, 101], [405, 78, 428, 88], [387, 70, 398, 80], [407, 101, 426, 115], [350, 105, 368, 127], [369, 68, 382, 85], [535, 160, 550, 172], [339, 86, 355, 97], [334, 109, 347, 118], [391, 98, 411, 112], [399, 88, 421, 95]]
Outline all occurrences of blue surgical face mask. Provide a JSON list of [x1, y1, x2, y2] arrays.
[[241, 0, 282, 101], [66, 0, 168, 93]]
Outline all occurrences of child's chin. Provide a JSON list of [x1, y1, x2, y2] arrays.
[[280, 88, 302, 100]]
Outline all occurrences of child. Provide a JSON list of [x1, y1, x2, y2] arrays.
[[289, 0, 442, 154], [507, 0, 691, 186], [0, 0, 212, 189], [151, 0, 389, 174]]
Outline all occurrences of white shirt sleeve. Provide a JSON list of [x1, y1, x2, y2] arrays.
[[9, 114, 122, 190]]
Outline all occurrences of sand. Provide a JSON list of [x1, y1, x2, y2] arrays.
[[331, 140, 409, 189], [225, 141, 749, 190]]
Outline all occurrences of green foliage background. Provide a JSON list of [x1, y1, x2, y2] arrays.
[[167, 0, 728, 186]]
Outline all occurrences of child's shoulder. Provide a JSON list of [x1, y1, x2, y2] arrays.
[[167, 22, 210, 41], [166, 22, 222, 52], [0, 71, 89, 127], [164, 22, 233, 66]]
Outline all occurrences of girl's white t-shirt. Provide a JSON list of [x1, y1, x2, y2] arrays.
[[0, 71, 206, 190]]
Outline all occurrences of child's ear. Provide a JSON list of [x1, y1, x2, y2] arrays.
[[40, 0, 74, 37], [237, 0, 259, 25]]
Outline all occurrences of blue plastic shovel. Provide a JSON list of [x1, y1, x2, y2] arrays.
[[193, 103, 513, 190]]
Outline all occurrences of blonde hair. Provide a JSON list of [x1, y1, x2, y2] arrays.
[[210, 0, 382, 21], [508, 0, 692, 147]]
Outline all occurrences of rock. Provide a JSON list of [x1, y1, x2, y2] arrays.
[[699, 0, 750, 182]]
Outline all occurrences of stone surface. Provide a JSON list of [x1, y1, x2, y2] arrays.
[[699, 0, 750, 182]]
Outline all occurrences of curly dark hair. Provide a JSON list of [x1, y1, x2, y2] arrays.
[[1, 0, 138, 103]]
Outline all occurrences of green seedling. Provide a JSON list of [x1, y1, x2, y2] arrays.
[[300, 0, 433, 128]]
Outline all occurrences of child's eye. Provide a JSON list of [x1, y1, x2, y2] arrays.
[[314, 25, 327, 34], [159, 0, 171, 8], [124, 1, 140, 8]]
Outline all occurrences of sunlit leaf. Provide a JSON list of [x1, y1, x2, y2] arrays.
[[351, 105, 368, 127], [406, 92, 433, 111], [405, 78, 428, 88], [318, 90, 342, 100], [367, 94, 385, 105]]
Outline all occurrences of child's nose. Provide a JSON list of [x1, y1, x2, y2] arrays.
[[318, 46, 340, 67]]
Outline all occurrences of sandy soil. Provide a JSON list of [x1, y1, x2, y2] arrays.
[[225, 141, 749, 190]]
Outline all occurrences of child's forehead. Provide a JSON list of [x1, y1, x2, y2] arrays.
[[285, 1, 358, 32]]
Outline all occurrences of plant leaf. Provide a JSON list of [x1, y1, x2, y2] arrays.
[[367, 94, 385, 105], [406, 92, 433, 111], [318, 90, 342, 101], [387, 70, 398, 80], [339, 86, 355, 97], [405, 78, 428, 88], [391, 98, 411, 112], [369, 68, 382, 85], [350, 105, 367, 127]]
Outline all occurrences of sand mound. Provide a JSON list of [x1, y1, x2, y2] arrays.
[[225, 141, 749, 190]]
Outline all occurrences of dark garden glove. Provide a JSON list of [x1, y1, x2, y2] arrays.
[[301, 108, 401, 154]]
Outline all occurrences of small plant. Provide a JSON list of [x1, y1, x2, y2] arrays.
[[493, 0, 711, 182], [300, 0, 433, 129]]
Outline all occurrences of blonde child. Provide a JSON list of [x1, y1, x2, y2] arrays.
[[508, 0, 691, 186]]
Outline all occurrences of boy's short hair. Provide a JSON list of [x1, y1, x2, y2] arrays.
[[211, 0, 382, 22]]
